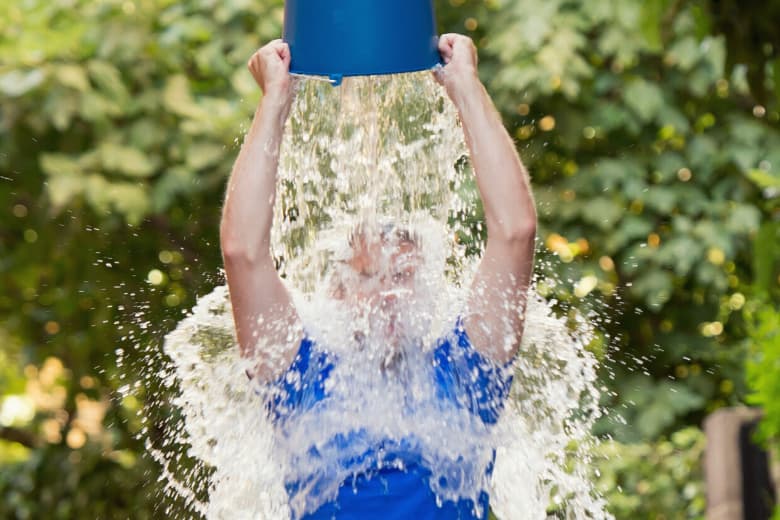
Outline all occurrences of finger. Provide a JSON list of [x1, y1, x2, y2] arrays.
[[438, 35, 455, 63], [438, 33, 456, 54], [452, 36, 474, 55], [266, 40, 286, 54], [260, 39, 284, 57], [276, 42, 291, 62], [439, 33, 458, 46]]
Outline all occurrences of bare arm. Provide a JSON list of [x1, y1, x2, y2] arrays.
[[436, 34, 537, 364], [220, 40, 302, 381]]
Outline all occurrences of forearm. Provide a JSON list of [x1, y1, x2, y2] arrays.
[[220, 95, 291, 262], [452, 80, 536, 241]]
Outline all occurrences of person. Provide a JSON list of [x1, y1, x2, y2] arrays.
[[220, 34, 537, 520]]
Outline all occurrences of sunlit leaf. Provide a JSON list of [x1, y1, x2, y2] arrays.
[[666, 37, 700, 71], [47, 172, 84, 209], [164, 75, 206, 119], [746, 169, 780, 189], [186, 143, 225, 170], [40, 154, 81, 177], [107, 182, 151, 225], [0, 69, 45, 97], [54, 64, 90, 92], [99, 143, 156, 178]]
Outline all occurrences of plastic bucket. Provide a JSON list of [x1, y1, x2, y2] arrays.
[[283, 0, 440, 86]]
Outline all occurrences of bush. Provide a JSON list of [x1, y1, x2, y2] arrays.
[[593, 427, 706, 519]]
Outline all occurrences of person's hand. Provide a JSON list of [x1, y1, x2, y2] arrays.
[[434, 33, 480, 102], [248, 39, 294, 108]]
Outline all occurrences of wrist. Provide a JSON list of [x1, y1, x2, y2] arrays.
[[449, 75, 484, 112], [259, 91, 292, 123]]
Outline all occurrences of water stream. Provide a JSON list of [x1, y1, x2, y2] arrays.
[[133, 73, 611, 519]]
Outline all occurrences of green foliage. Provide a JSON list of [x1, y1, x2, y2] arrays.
[[746, 304, 780, 444], [743, 209, 780, 520], [0, 442, 159, 520], [1, 0, 779, 517], [475, 0, 779, 441], [594, 427, 706, 519]]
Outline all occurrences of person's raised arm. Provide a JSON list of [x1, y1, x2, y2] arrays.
[[220, 40, 302, 381], [435, 34, 537, 364]]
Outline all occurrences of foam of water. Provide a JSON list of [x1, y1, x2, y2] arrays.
[[144, 73, 611, 519]]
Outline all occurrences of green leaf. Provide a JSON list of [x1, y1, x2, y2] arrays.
[[43, 89, 80, 130], [639, 0, 672, 51], [40, 153, 82, 177], [0, 69, 45, 97], [99, 143, 156, 178], [605, 215, 652, 253], [107, 182, 151, 225], [746, 169, 780, 189], [186, 143, 225, 170], [644, 186, 678, 213], [701, 36, 726, 79], [594, 158, 643, 191], [656, 235, 702, 276], [87, 60, 129, 105], [46, 172, 84, 209], [164, 75, 206, 119], [666, 36, 700, 71], [624, 79, 664, 123], [151, 167, 195, 212], [79, 90, 123, 120], [84, 174, 150, 224], [687, 135, 719, 173], [55, 64, 90, 92], [726, 203, 761, 234], [581, 197, 625, 230], [630, 269, 673, 310]]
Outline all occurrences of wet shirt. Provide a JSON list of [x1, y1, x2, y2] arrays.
[[266, 319, 513, 520]]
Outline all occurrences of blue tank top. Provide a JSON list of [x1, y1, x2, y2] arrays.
[[266, 319, 513, 520]]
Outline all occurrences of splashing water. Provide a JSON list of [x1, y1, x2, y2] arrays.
[[144, 73, 611, 519]]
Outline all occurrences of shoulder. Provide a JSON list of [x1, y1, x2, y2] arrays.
[[432, 317, 514, 424], [264, 333, 335, 422]]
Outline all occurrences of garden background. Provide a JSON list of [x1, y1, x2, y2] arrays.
[[1, 0, 779, 517]]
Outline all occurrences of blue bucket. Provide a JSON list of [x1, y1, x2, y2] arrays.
[[283, 0, 440, 86]]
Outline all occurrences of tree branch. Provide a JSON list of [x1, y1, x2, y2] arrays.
[[0, 425, 39, 449]]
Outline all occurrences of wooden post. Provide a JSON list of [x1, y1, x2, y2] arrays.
[[704, 407, 776, 520]]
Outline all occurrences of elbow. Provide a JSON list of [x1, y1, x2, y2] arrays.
[[491, 214, 537, 246], [220, 227, 265, 265], [221, 239, 251, 263]]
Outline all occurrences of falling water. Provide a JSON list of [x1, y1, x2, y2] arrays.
[[138, 73, 611, 519]]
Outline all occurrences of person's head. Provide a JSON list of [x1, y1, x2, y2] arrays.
[[325, 221, 431, 355], [330, 221, 422, 308], [318, 219, 449, 373]]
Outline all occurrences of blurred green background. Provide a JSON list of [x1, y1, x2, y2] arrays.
[[1, 0, 779, 518]]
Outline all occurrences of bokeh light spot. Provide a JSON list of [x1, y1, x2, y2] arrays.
[[147, 269, 165, 285]]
